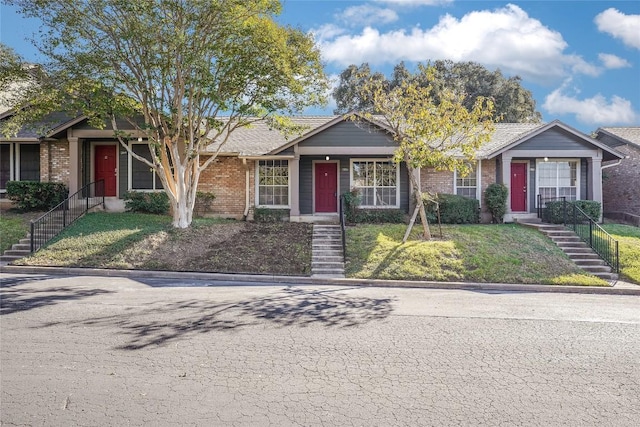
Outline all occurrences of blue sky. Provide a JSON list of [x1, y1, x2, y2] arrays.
[[2, 0, 639, 133]]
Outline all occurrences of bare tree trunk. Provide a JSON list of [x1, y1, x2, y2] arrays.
[[404, 163, 432, 242]]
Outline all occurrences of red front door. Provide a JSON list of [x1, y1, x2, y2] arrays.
[[510, 162, 527, 212], [315, 163, 337, 213], [95, 145, 117, 197]]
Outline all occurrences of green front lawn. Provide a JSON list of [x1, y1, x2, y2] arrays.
[[0, 216, 28, 253], [346, 223, 608, 286], [602, 224, 640, 283]]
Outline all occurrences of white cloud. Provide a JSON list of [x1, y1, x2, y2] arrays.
[[315, 4, 598, 83], [598, 53, 631, 69], [376, 0, 452, 6], [595, 8, 640, 50], [338, 5, 398, 27], [543, 81, 638, 125]]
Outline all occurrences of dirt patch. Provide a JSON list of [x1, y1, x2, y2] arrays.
[[141, 222, 313, 275]]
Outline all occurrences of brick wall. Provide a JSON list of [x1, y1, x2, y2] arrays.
[[41, 140, 70, 185], [420, 168, 454, 194], [420, 160, 498, 223], [198, 156, 250, 218], [602, 145, 640, 215], [479, 159, 497, 221]]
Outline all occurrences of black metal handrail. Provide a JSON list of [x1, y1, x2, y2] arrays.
[[537, 194, 619, 273], [566, 203, 619, 273], [30, 180, 105, 252], [339, 194, 346, 262]]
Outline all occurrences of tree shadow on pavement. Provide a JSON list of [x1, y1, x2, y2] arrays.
[[37, 287, 394, 350], [1, 275, 113, 315]]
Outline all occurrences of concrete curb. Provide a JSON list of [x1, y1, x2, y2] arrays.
[[2, 264, 640, 296]]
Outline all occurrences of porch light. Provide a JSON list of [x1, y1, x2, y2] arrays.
[[325, 156, 330, 161], [544, 156, 548, 162], [138, 137, 143, 142]]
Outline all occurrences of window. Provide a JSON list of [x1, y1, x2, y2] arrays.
[[1, 143, 40, 193], [129, 143, 162, 190], [258, 159, 289, 206], [455, 163, 478, 199], [537, 160, 578, 202], [351, 159, 399, 207]]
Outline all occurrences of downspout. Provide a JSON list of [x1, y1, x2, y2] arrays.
[[243, 158, 250, 220], [600, 158, 623, 170]]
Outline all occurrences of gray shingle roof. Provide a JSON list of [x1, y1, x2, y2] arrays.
[[204, 116, 338, 156], [204, 116, 546, 158], [599, 127, 640, 148]]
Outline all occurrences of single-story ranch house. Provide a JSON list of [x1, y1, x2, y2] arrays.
[[594, 127, 640, 218], [0, 112, 625, 223]]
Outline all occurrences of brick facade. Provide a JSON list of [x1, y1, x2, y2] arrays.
[[602, 144, 640, 215], [420, 159, 499, 223], [40, 140, 70, 185], [198, 156, 252, 219], [420, 168, 454, 195]]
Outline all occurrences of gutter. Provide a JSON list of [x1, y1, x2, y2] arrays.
[[243, 158, 250, 220], [601, 158, 624, 170]]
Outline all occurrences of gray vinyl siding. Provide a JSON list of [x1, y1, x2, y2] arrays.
[[513, 127, 594, 151], [298, 121, 395, 148], [119, 148, 128, 198], [82, 140, 91, 188], [299, 155, 409, 214], [581, 158, 587, 200]]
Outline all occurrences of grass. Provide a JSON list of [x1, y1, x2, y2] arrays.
[[0, 208, 46, 253], [346, 223, 609, 286], [8, 209, 635, 286], [14, 212, 313, 276], [0, 216, 28, 253], [601, 224, 640, 283]]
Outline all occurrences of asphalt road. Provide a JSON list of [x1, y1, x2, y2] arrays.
[[1, 273, 639, 426]]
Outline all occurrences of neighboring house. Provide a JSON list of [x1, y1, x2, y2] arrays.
[[594, 127, 640, 217], [0, 112, 623, 222]]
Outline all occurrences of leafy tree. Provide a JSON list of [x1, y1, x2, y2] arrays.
[[3, 0, 328, 228], [334, 60, 541, 123], [354, 64, 495, 240]]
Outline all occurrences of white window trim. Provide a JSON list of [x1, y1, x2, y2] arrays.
[[5, 143, 40, 183], [255, 159, 291, 208], [127, 141, 162, 191], [349, 158, 401, 209], [0, 143, 15, 192], [535, 158, 580, 205], [453, 161, 481, 201]]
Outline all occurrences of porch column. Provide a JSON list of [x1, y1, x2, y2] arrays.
[[588, 157, 603, 221], [290, 152, 300, 217], [68, 136, 80, 195], [502, 155, 513, 216]]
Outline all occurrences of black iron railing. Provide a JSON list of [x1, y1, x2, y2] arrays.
[[566, 203, 619, 273], [339, 194, 346, 262], [537, 195, 619, 273], [30, 180, 105, 252]]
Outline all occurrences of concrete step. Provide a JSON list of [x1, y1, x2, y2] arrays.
[[556, 241, 589, 248], [10, 243, 31, 251], [573, 259, 606, 267], [565, 253, 602, 260], [3, 249, 31, 257], [580, 265, 612, 273], [0, 255, 23, 262], [550, 236, 582, 243], [313, 256, 344, 262]]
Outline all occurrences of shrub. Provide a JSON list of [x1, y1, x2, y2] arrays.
[[484, 183, 508, 223], [424, 193, 479, 224], [354, 209, 406, 224], [6, 181, 68, 211], [341, 190, 361, 223], [544, 200, 601, 224], [254, 207, 289, 222], [123, 191, 169, 214]]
